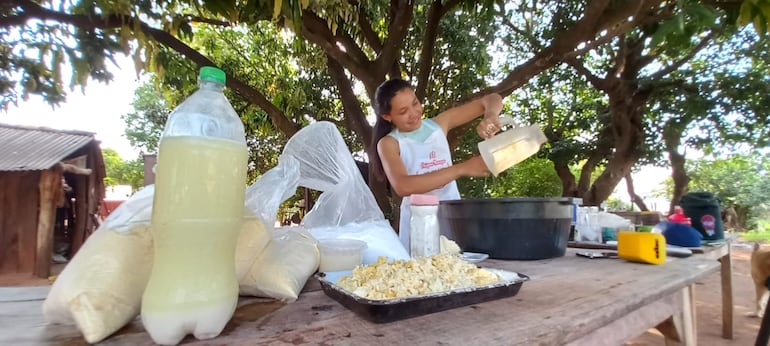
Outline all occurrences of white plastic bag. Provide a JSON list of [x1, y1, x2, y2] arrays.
[[43, 186, 155, 344], [281, 122, 409, 263], [239, 227, 320, 301]]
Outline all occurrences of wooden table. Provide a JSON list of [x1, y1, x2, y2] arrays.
[[0, 248, 719, 345], [693, 241, 733, 339], [569, 238, 734, 339]]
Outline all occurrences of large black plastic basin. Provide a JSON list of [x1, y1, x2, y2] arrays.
[[438, 197, 574, 260]]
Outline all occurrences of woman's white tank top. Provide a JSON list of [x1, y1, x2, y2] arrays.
[[388, 118, 460, 251]]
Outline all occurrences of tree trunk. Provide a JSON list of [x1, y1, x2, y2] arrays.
[[663, 119, 690, 214], [582, 83, 646, 206], [554, 161, 578, 197], [625, 172, 649, 211], [667, 149, 689, 214]]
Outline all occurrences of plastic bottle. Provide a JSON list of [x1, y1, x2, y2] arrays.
[[409, 194, 440, 257], [668, 206, 692, 226], [141, 66, 248, 345]]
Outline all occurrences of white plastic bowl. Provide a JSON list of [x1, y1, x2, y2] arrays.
[[318, 239, 367, 272]]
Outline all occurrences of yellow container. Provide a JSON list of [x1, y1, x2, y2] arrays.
[[617, 232, 666, 265]]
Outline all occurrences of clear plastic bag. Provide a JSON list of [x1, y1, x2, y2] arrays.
[[238, 154, 301, 281], [245, 155, 301, 226], [281, 122, 409, 263], [239, 155, 323, 302]]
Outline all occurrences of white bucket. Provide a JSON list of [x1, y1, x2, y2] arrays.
[[478, 120, 547, 176]]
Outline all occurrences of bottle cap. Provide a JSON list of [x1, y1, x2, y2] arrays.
[[199, 66, 226, 84], [411, 194, 439, 206]]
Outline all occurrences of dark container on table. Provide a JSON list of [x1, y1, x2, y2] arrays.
[[438, 197, 574, 260], [679, 192, 724, 241]]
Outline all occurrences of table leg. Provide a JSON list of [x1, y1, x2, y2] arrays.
[[720, 245, 734, 339], [658, 285, 697, 346]]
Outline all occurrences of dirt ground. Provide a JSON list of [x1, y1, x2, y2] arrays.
[[0, 244, 764, 344], [626, 242, 762, 345]]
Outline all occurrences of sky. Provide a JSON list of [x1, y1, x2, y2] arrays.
[[1, 55, 142, 160]]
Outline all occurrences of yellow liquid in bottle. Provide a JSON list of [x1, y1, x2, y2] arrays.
[[141, 135, 247, 344]]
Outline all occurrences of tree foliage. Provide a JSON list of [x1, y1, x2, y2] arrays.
[[3, 0, 769, 219], [686, 153, 770, 230], [102, 148, 144, 190], [122, 82, 167, 153]]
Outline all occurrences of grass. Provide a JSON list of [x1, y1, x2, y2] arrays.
[[738, 230, 770, 243], [738, 219, 770, 242]]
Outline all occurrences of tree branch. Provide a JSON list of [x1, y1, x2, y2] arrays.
[[300, 11, 375, 84], [481, 0, 661, 97], [578, 122, 614, 195], [5, 0, 299, 137], [565, 58, 609, 91], [649, 30, 717, 81], [625, 172, 650, 211], [376, 0, 414, 77], [563, 0, 671, 62], [326, 54, 372, 146], [349, 0, 382, 53], [610, 35, 628, 77], [184, 15, 230, 27], [413, 0, 463, 97], [500, 14, 543, 50], [415, 0, 445, 101]]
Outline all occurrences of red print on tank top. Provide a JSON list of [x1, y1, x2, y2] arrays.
[[420, 150, 447, 170]]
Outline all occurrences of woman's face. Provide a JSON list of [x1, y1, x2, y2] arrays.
[[383, 88, 423, 132]]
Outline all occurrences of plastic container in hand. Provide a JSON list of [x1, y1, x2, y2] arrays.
[[478, 117, 547, 176], [141, 66, 248, 345]]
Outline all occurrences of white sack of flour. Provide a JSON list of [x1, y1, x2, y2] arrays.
[[239, 227, 319, 301], [42, 186, 154, 343]]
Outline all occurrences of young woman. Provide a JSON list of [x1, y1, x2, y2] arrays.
[[369, 78, 504, 250]]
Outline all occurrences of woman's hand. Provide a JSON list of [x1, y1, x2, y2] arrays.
[[476, 116, 502, 139], [458, 156, 491, 177], [476, 93, 504, 139]]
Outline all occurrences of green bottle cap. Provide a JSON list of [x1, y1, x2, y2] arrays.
[[199, 66, 226, 84]]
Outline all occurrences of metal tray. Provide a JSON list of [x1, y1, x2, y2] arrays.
[[316, 268, 529, 323]]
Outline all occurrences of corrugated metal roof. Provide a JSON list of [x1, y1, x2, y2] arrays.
[[0, 123, 96, 171]]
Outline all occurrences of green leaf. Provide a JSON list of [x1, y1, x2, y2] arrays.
[[202, 0, 237, 20], [650, 19, 677, 48], [178, 22, 193, 40], [676, 13, 685, 33], [738, 1, 757, 27]]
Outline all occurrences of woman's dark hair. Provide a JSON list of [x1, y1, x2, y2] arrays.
[[369, 79, 414, 183]]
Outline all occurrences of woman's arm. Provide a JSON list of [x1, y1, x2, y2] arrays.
[[377, 136, 489, 197], [433, 93, 504, 137]]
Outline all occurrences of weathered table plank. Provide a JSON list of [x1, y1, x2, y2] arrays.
[[0, 248, 719, 345], [569, 238, 734, 339]]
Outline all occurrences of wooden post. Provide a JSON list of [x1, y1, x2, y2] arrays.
[[34, 166, 62, 278], [85, 167, 97, 238], [70, 175, 88, 256], [720, 242, 734, 339]]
